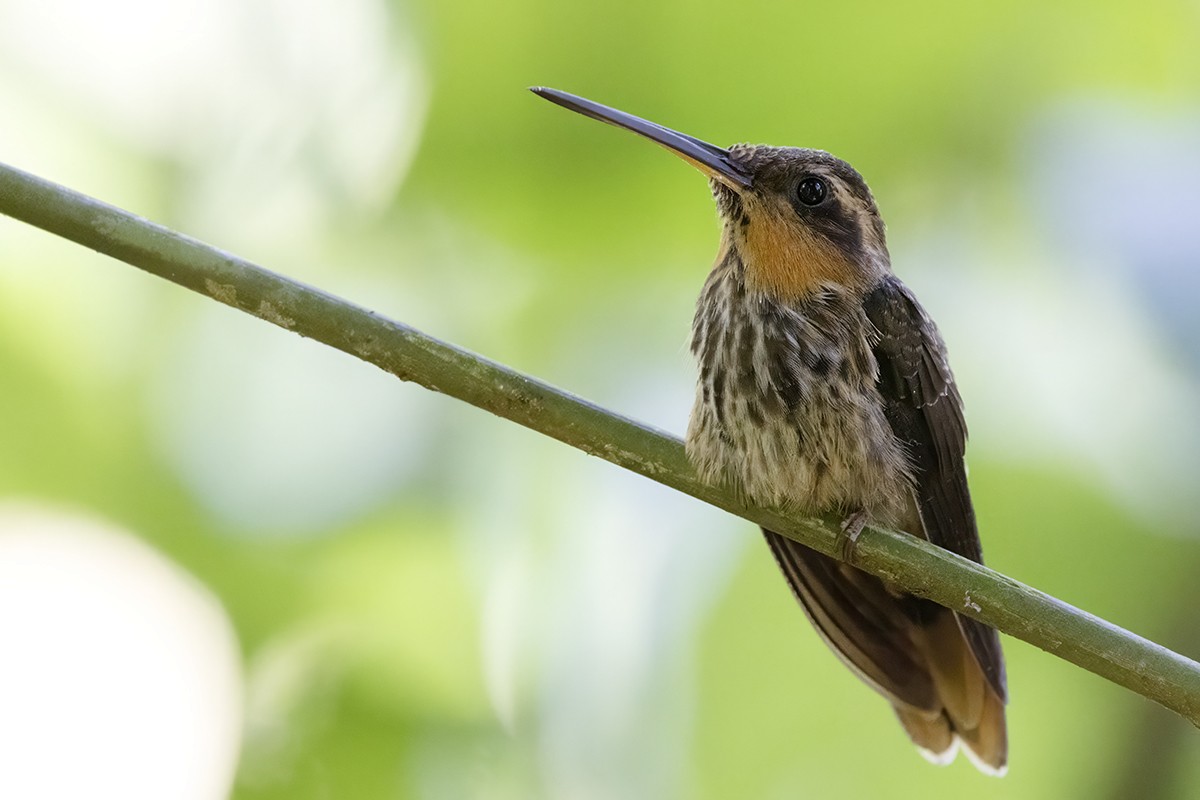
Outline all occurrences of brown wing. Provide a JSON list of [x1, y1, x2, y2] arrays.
[[762, 529, 942, 712], [861, 275, 1007, 701]]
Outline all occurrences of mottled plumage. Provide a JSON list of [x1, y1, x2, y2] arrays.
[[533, 88, 1008, 775], [687, 254, 907, 516]]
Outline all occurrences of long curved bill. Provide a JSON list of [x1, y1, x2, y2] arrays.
[[531, 87, 753, 191]]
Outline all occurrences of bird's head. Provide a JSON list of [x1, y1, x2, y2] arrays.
[[533, 88, 891, 299]]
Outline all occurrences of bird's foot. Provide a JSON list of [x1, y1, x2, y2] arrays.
[[838, 511, 868, 563]]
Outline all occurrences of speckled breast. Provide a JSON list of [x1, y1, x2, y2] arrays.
[[684, 258, 913, 521]]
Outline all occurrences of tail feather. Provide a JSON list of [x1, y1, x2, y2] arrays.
[[762, 528, 1007, 774], [894, 705, 957, 765], [955, 686, 1008, 776], [914, 611, 1007, 774], [921, 612, 986, 729]]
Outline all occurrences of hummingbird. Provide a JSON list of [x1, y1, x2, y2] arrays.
[[532, 87, 1008, 774]]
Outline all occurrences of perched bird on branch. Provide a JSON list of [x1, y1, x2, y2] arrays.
[[534, 87, 1008, 774]]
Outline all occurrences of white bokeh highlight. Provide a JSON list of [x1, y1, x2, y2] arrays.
[[0, 505, 242, 800]]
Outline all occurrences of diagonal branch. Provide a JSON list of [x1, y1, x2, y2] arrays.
[[1, 159, 1198, 725]]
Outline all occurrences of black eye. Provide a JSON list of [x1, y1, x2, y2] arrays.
[[796, 176, 827, 206]]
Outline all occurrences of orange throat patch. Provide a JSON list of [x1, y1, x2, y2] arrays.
[[736, 212, 858, 299]]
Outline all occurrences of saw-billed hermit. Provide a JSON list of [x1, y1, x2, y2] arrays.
[[532, 86, 1008, 774]]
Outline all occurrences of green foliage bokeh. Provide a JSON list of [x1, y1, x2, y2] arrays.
[[1, 0, 1198, 797]]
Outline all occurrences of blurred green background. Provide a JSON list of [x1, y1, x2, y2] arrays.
[[1, 0, 1199, 797]]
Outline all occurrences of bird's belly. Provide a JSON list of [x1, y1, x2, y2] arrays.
[[686, 372, 911, 520]]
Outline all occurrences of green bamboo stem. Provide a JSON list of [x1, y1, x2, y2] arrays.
[[1, 160, 1198, 725]]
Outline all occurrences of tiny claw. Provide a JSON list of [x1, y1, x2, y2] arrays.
[[838, 511, 868, 563]]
